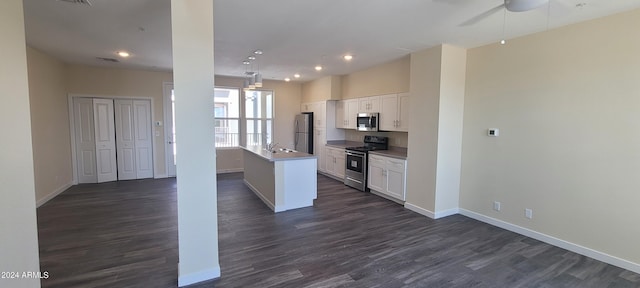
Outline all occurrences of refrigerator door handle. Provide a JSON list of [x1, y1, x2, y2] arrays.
[[294, 119, 299, 147]]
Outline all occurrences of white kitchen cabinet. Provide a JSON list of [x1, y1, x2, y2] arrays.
[[335, 99, 358, 129], [301, 101, 325, 128], [358, 96, 380, 113], [367, 154, 386, 192], [315, 128, 326, 172], [379, 93, 409, 132], [368, 154, 407, 201], [302, 101, 344, 172], [324, 146, 345, 179]]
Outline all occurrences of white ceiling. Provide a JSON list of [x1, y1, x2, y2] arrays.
[[23, 0, 640, 82]]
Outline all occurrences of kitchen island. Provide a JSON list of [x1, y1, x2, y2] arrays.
[[242, 145, 317, 212]]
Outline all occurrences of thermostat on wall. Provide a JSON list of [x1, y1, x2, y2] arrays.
[[488, 128, 499, 137]]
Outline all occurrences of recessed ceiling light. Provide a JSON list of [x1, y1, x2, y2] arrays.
[[294, 74, 301, 78], [117, 51, 130, 57], [315, 65, 322, 71], [284, 78, 291, 82], [248, 56, 256, 60], [254, 50, 263, 55], [343, 54, 353, 61]]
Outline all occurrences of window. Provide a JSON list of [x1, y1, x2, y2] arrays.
[[213, 87, 273, 148], [214, 88, 240, 147], [244, 90, 273, 147]]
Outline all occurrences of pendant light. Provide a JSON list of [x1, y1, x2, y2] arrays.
[[254, 50, 263, 88], [242, 60, 252, 91]]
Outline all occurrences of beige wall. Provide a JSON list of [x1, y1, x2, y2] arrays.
[[434, 45, 466, 213], [301, 75, 342, 102], [27, 47, 73, 204], [341, 56, 410, 99], [405, 46, 442, 214], [0, 1, 41, 286], [66, 64, 172, 176], [460, 9, 640, 265]]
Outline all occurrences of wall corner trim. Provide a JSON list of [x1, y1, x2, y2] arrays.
[[36, 182, 72, 208], [243, 179, 283, 212], [434, 208, 460, 219], [459, 208, 640, 275], [404, 202, 435, 219], [178, 266, 220, 287]]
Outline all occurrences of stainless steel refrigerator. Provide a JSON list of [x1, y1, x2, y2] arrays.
[[294, 112, 313, 154]]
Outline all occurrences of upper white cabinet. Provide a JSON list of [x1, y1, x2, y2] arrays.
[[380, 92, 409, 132], [301, 101, 325, 128], [335, 93, 408, 131], [358, 96, 380, 113], [336, 99, 358, 129], [368, 154, 407, 201], [301, 101, 345, 172]]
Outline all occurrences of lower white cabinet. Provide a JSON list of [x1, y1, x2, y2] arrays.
[[324, 146, 345, 179], [368, 154, 407, 201]]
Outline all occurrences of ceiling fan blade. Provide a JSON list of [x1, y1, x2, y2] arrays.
[[460, 4, 505, 26]]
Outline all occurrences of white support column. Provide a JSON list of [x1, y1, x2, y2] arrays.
[[170, 0, 220, 286], [0, 1, 41, 287]]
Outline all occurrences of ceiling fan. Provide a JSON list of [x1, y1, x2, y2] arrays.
[[455, 0, 550, 26]]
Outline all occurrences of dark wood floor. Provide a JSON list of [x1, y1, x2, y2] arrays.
[[37, 173, 640, 288]]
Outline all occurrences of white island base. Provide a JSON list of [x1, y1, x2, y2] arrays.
[[243, 147, 317, 212]]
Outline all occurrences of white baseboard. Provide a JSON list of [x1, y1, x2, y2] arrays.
[[403, 202, 459, 219], [243, 179, 282, 212], [370, 190, 405, 205], [36, 182, 73, 208], [154, 173, 168, 179], [434, 207, 459, 219], [217, 168, 243, 174], [404, 202, 435, 219], [178, 266, 220, 287], [459, 208, 640, 275]]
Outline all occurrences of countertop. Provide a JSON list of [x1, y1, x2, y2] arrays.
[[370, 147, 407, 160], [242, 145, 317, 162], [325, 140, 361, 149], [325, 141, 408, 159]]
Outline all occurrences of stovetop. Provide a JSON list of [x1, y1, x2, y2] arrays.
[[345, 135, 389, 153], [345, 146, 386, 152]]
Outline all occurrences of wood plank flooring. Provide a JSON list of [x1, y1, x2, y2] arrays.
[[36, 173, 640, 287]]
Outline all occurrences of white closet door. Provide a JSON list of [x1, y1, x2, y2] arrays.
[[115, 99, 137, 180], [93, 99, 118, 183], [133, 100, 153, 178], [74, 98, 97, 183]]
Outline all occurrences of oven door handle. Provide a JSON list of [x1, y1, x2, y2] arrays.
[[346, 151, 365, 157]]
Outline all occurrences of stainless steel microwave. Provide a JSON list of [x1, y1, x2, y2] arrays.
[[356, 112, 379, 131]]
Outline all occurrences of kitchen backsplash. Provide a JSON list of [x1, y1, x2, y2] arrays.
[[344, 130, 408, 148]]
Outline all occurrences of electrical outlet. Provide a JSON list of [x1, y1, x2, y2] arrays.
[[493, 201, 501, 211], [525, 208, 533, 219]]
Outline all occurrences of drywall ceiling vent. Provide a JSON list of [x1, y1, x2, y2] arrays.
[[57, 0, 92, 6], [96, 57, 119, 63]]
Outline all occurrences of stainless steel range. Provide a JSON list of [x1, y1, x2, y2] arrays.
[[344, 135, 389, 191]]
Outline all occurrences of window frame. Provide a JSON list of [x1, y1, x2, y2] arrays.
[[213, 86, 274, 148]]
